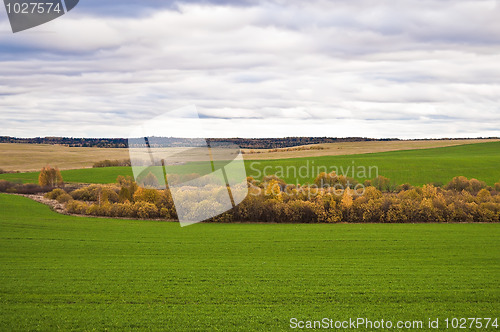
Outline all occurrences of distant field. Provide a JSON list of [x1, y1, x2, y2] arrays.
[[242, 138, 500, 160], [2, 141, 499, 186], [0, 143, 130, 172], [0, 194, 498, 330], [1, 139, 498, 172]]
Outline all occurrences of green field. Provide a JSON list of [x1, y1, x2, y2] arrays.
[[1, 142, 499, 186], [247, 141, 500, 186], [0, 194, 499, 330]]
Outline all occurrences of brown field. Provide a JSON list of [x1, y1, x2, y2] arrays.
[[0, 144, 130, 172], [0, 139, 498, 172]]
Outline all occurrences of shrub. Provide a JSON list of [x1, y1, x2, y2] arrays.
[[109, 202, 134, 218], [259, 199, 287, 223], [117, 176, 138, 198], [396, 183, 413, 192], [445, 176, 486, 194], [360, 198, 384, 223], [314, 171, 358, 189], [86, 204, 107, 216], [372, 176, 393, 192], [0, 180, 14, 192], [118, 187, 132, 203], [56, 193, 73, 204], [159, 207, 176, 219], [385, 204, 408, 223], [287, 200, 324, 223], [70, 185, 119, 203], [15, 183, 50, 194], [476, 189, 492, 202], [93, 159, 131, 168], [422, 184, 438, 199], [133, 187, 161, 204], [71, 186, 95, 201], [234, 195, 264, 221], [262, 175, 287, 187], [99, 187, 120, 204], [133, 201, 159, 219], [66, 200, 89, 214], [45, 188, 66, 200], [469, 178, 487, 194]]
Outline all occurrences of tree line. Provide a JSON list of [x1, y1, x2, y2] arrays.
[[2, 136, 498, 149]]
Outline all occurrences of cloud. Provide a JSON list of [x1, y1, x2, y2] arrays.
[[0, 0, 499, 139]]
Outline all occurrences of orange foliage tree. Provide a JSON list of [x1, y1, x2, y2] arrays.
[[38, 166, 63, 187]]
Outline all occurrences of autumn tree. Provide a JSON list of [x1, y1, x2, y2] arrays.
[[38, 166, 63, 187]]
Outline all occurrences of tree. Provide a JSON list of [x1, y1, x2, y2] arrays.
[[38, 166, 63, 187]]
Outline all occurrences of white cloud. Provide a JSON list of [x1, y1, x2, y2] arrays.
[[0, 0, 499, 138]]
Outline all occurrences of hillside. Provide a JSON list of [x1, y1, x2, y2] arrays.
[[1, 138, 498, 172], [2, 141, 499, 186]]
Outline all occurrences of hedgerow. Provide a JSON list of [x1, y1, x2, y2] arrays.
[[53, 174, 500, 223]]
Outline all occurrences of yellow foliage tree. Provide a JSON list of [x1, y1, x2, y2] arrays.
[[341, 188, 353, 209], [38, 166, 63, 187]]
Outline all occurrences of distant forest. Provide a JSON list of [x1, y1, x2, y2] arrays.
[[0, 136, 496, 149]]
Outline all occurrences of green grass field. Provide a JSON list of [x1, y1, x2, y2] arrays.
[[248, 141, 500, 186], [0, 194, 498, 330], [1, 142, 499, 186]]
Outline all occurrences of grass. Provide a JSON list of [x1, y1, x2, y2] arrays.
[[0, 166, 134, 184], [0, 193, 498, 330], [2, 141, 499, 186], [245, 141, 500, 186]]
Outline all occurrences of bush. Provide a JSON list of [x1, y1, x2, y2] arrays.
[[287, 200, 324, 223], [160, 207, 176, 219], [56, 193, 73, 204], [0, 180, 14, 192], [260, 199, 288, 223], [133, 187, 161, 204], [133, 201, 159, 219], [70, 185, 119, 203], [93, 159, 131, 168], [445, 176, 486, 194], [109, 202, 134, 218], [66, 200, 89, 214], [86, 204, 107, 216], [476, 189, 492, 202], [314, 171, 358, 189], [70, 186, 95, 201], [372, 176, 393, 192], [45, 188, 66, 200]]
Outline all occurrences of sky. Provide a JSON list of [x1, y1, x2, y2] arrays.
[[0, 0, 499, 139]]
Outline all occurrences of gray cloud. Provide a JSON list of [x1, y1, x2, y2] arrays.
[[0, 0, 499, 138]]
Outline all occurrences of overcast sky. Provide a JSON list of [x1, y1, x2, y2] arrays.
[[0, 0, 499, 138]]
